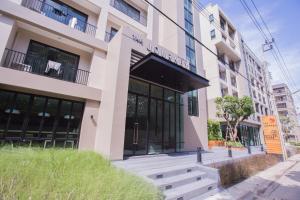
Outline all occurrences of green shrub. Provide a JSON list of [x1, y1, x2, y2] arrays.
[[289, 142, 300, 147], [208, 119, 223, 141], [226, 141, 244, 148]]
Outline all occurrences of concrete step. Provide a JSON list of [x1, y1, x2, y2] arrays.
[[189, 187, 221, 200], [118, 156, 197, 172], [141, 164, 199, 179], [164, 178, 217, 200], [155, 170, 206, 191]]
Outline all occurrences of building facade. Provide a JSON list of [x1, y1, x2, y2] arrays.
[[0, 0, 210, 160], [273, 83, 300, 141], [198, 3, 284, 147]]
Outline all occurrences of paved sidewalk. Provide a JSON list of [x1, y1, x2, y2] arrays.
[[205, 154, 300, 200], [114, 146, 265, 171]]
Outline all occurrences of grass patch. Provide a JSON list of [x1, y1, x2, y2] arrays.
[[0, 147, 162, 200]]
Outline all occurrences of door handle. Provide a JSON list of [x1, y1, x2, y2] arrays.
[[133, 122, 139, 144], [135, 122, 139, 144], [133, 124, 136, 144]]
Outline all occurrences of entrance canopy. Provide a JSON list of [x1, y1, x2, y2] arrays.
[[130, 53, 209, 93]]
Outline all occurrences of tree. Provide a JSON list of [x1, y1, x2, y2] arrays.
[[215, 96, 255, 142], [280, 116, 295, 141]]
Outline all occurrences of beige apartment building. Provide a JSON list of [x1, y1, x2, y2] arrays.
[[0, 0, 211, 160], [273, 83, 300, 141], [198, 4, 278, 146]]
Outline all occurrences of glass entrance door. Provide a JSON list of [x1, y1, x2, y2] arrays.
[[124, 78, 184, 157], [124, 93, 148, 156]]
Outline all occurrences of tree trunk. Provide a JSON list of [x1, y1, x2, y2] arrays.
[[227, 122, 234, 141], [233, 126, 238, 141]]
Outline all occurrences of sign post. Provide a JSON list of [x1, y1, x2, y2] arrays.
[[262, 116, 287, 160]]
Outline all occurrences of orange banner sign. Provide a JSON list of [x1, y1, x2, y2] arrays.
[[262, 116, 283, 154]]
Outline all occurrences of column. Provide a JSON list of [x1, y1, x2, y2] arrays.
[[95, 5, 109, 41], [0, 15, 16, 62]]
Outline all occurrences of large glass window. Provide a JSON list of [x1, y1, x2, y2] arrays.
[[0, 90, 84, 147], [25, 40, 79, 83], [68, 102, 84, 140], [40, 98, 59, 139], [26, 96, 47, 137], [42, 0, 88, 32], [114, 0, 141, 22], [0, 91, 15, 138], [7, 94, 31, 138], [55, 100, 72, 139], [221, 124, 261, 146], [125, 78, 184, 155], [184, 0, 199, 116], [128, 78, 149, 96]]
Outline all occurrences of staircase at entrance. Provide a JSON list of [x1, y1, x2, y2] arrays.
[[113, 154, 220, 200]]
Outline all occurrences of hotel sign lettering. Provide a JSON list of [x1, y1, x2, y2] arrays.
[[146, 43, 190, 68], [132, 34, 190, 69], [262, 116, 283, 155]]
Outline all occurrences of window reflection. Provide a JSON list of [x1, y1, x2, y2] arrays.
[[0, 90, 84, 147], [41, 98, 59, 139], [26, 96, 47, 137], [0, 91, 14, 137], [7, 94, 31, 138]]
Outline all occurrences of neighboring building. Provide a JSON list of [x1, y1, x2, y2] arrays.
[[199, 4, 263, 146], [273, 83, 300, 141], [0, 0, 210, 160]]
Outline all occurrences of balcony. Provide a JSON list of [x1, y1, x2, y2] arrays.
[[215, 35, 240, 62], [21, 0, 97, 36], [110, 0, 147, 26], [2, 49, 89, 85]]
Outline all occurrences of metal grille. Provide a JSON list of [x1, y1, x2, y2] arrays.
[[130, 50, 145, 66]]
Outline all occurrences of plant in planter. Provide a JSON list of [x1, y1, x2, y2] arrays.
[[208, 119, 224, 147], [226, 141, 245, 149]]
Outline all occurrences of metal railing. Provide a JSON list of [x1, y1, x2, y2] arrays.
[[21, 0, 97, 36], [110, 0, 147, 26], [2, 49, 89, 85]]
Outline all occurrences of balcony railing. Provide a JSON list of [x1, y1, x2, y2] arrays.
[[21, 0, 97, 36], [2, 49, 89, 85], [110, 0, 147, 26]]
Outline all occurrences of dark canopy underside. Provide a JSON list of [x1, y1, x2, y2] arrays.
[[130, 53, 209, 93]]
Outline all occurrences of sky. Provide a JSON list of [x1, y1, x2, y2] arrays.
[[199, 0, 300, 117]]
